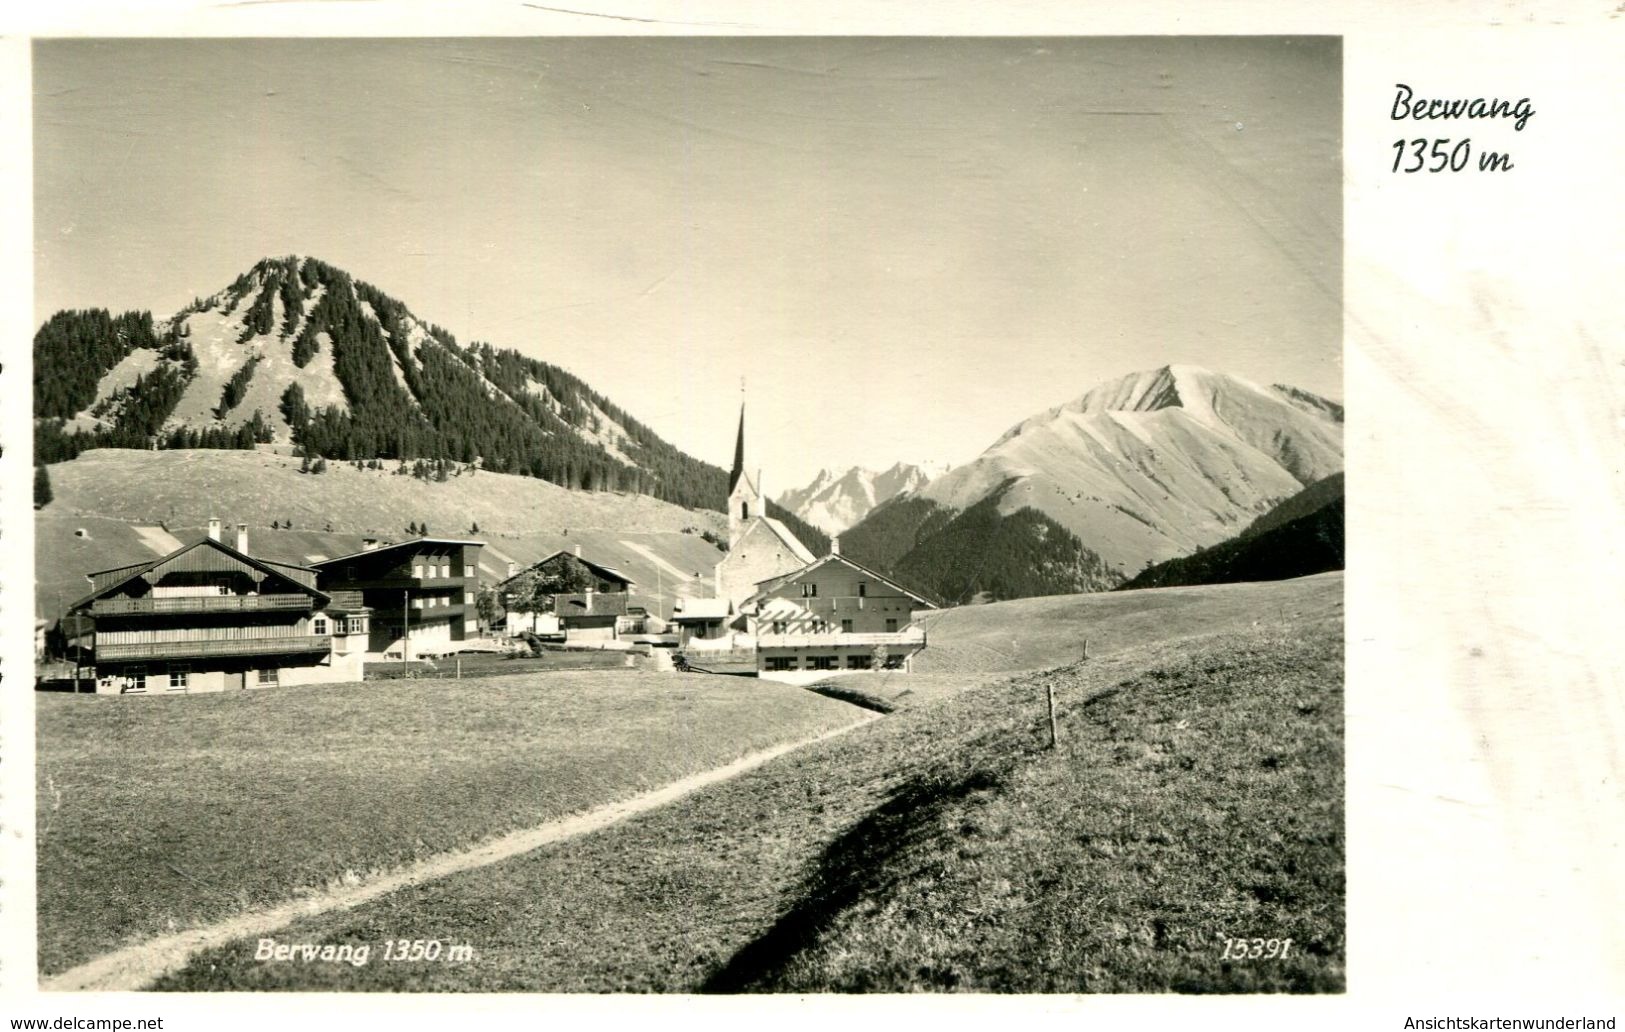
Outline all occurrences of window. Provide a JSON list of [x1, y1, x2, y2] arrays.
[[124, 670, 147, 694], [883, 654, 906, 670], [347, 617, 366, 635], [840, 620, 854, 634], [167, 666, 189, 691], [771, 621, 787, 635], [313, 617, 329, 635], [413, 564, 425, 579], [810, 656, 838, 671], [846, 654, 873, 670], [765, 656, 797, 672], [858, 582, 867, 598], [465, 591, 475, 604], [442, 564, 451, 579], [742, 502, 750, 520], [810, 583, 818, 597], [258, 667, 280, 686], [885, 619, 899, 633]]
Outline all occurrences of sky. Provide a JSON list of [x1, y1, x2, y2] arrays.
[[34, 36, 1341, 492]]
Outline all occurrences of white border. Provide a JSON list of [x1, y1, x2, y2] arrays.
[[4, 1, 1623, 1026]]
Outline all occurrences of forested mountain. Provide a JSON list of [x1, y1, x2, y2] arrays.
[[1117, 476, 1345, 590], [841, 482, 1119, 604], [33, 256, 734, 512]]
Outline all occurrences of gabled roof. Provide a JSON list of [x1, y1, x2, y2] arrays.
[[70, 537, 329, 613], [310, 536, 484, 568], [495, 550, 633, 591], [746, 552, 939, 610], [758, 517, 817, 565], [554, 592, 629, 618], [321, 589, 372, 615], [672, 597, 732, 620]]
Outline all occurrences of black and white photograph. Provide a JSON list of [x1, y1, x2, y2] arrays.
[[26, 34, 1344, 994], [3, 1, 1622, 1023]]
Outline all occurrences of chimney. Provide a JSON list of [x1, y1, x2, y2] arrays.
[[830, 535, 841, 556], [573, 544, 582, 558], [506, 561, 516, 579], [235, 524, 249, 554], [207, 517, 221, 542]]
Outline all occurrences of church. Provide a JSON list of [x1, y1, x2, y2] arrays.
[[712, 402, 817, 607], [696, 400, 937, 683]]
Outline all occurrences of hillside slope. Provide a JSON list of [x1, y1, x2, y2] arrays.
[[33, 448, 729, 625], [154, 573, 1343, 992]]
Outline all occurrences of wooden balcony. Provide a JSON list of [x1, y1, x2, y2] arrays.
[[95, 635, 331, 662], [90, 594, 314, 617]]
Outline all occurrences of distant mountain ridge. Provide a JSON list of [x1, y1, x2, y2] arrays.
[[778, 462, 930, 534], [842, 365, 1343, 602]]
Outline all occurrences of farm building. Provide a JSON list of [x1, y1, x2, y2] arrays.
[[493, 547, 656, 644], [310, 536, 483, 659], [494, 547, 633, 635], [670, 597, 733, 644], [742, 540, 936, 684], [63, 519, 367, 695]]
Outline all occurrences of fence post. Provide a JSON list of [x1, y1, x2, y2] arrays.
[[1046, 680, 1059, 750]]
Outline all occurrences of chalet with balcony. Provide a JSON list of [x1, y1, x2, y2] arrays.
[[66, 519, 367, 695], [742, 541, 937, 684], [311, 536, 484, 659]]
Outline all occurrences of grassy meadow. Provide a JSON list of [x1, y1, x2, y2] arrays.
[[156, 574, 1344, 992], [36, 671, 860, 976]]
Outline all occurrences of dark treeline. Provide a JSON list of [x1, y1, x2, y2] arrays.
[[33, 309, 160, 419]]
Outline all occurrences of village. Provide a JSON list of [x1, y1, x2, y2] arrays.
[[37, 403, 939, 695]]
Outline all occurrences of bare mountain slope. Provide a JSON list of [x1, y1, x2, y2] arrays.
[[778, 462, 930, 535], [916, 365, 1343, 575]]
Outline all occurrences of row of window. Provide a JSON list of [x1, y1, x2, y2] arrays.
[[312, 617, 367, 636], [412, 563, 458, 579], [767, 619, 900, 634], [101, 664, 281, 694], [798, 582, 869, 598], [764, 654, 906, 672]]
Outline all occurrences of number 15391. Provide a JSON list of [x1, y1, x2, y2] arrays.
[[1221, 937, 1293, 960]]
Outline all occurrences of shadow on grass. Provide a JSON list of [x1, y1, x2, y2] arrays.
[[800, 680, 897, 714], [701, 746, 1022, 992]]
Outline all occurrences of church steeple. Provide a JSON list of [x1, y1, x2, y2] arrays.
[[726, 392, 763, 548], [729, 400, 747, 494]]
